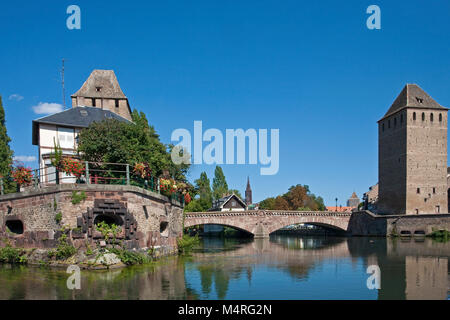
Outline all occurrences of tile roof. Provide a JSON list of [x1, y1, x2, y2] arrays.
[[379, 84, 447, 121], [71, 70, 127, 99]]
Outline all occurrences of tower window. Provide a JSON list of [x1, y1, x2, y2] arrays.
[[439, 113, 442, 122], [433, 187, 436, 194], [92, 98, 96, 107], [115, 99, 119, 108], [416, 97, 423, 103], [413, 112, 416, 120], [422, 113, 425, 121], [430, 113, 434, 122], [417, 188, 420, 194]]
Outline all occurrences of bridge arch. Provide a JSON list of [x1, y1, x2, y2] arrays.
[[184, 211, 351, 238]]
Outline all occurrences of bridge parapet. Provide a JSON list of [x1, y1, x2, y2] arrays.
[[184, 210, 352, 238]]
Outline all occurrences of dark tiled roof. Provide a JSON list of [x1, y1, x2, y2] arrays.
[[209, 194, 247, 211], [32, 106, 131, 145], [379, 84, 447, 121], [72, 70, 127, 99]]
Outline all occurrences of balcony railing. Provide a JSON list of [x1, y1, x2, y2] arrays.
[[0, 161, 185, 205]]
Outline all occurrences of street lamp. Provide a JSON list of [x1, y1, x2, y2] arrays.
[[335, 198, 338, 211]]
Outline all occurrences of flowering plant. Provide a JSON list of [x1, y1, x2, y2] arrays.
[[133, 162, 152, 179], [159, 178, 178, 196], [58, 157, 84, 178], [11, 165, 33, 186], [184, 193, 191, 204]]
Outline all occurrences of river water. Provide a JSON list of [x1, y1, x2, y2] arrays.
[[0, 236, 449, 300]]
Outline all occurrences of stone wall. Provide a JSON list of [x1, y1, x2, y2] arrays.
[[349, 210, 450, 236], [0, 184, 184, 253]]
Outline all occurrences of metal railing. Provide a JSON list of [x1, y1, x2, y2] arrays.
[[0, 161, 185, 204]]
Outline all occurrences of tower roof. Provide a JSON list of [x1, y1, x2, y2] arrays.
[[72, 70, 127, 99], [379, 84, 447, 122], [350, 192, 358, 199], [246, 176, 251, 191]]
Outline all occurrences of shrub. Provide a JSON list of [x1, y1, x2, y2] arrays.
[[0, 245, 27, 264], [108, 248, 149, 265], [177, 234, 200, 254], [71, 191, 86, 205], [48, 233, 77, 260], [96, 221, 121, 245], [55, 212, 62, 224]]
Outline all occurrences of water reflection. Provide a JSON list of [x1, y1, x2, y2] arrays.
[[0, 236, 449, 300]]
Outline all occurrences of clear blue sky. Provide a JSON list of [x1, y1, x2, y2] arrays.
[[1, 1, 450, 206]]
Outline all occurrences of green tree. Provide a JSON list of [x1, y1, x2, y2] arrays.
[[212, 166, 228, 200], [228, 189, 242, 199], [77, 112, 189, 180], [195, 172, 213, 206], [0, 97, 14, 193]]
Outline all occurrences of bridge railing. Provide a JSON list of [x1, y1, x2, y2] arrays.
[[0, 161, 185, 204]]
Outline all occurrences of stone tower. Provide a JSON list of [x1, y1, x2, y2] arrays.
[[347, 192, 360, 208], [71, 70, 132, 121], [245, 177, 252, 205], [378, 84, 448, 215]]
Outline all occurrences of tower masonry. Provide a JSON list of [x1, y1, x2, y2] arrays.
[[378, 84, 448, 215]]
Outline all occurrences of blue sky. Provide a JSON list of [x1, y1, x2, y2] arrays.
[[1, 1, 450, 206]]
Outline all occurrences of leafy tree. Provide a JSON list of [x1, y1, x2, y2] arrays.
[[212, 166, 228, 200], [195, 172, 213, 205], [259, 184, 325, 211], [0, 97, 14, 193], [77, 111, 189, 181], [228, 189, 242, 199]]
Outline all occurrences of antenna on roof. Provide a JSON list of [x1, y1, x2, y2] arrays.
[[61, 58, 66, 109]]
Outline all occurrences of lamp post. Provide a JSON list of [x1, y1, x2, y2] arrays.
[[335, 198, 338, 211]]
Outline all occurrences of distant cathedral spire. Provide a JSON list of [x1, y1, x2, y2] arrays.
[[245, 176, 252, 205]]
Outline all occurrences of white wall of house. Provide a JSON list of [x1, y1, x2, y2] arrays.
[[38, 124, 79, 184]]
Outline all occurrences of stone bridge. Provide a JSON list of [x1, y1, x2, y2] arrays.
[[184, 210, 352, 238]]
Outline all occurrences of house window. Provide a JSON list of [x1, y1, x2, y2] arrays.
[[433, 187, 436, 194], [232, 201, 236, 207], [439, 113, 442, 122], [92, 98, 96, 107], [115, 99, 119, 108], [416, 97, 423, 103], [413, 112, 416, 120], [430, 113, 434, 122], [417, 188, 420, 194], [422, 113, 425, 121], [96, 87, 102, 92]]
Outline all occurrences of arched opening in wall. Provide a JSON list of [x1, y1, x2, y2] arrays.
[[94, 214, 123, 227], [184, 224, 253, 238], [5, 220, 24, 235], [270, 223, 346, 237], [160, 221, 169, 237]]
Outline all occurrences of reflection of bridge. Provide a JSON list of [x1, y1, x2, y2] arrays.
[[184, 210, 352, 238]]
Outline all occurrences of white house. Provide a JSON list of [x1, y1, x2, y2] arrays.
[[31, 70, 132, 184]]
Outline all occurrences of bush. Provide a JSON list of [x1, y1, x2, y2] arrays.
[[427, 229, 450, 242], [0, 245, 27, 264], [71, 191, 87, 205], [177, 234, 200, 254], [48, 233, 77, 260], [108, 248, 150, 265]]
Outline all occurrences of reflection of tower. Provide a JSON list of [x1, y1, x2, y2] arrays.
[[245, 177, 252, 205]]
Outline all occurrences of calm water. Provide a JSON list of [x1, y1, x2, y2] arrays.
[[0, 236, 449, 300]]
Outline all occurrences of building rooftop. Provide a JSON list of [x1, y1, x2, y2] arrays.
[[71, 70, 127, 99], [379, 84, 447, 122], [32, 106, 131, 145]]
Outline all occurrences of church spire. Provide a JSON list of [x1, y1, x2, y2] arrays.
[[245, 176, 252, 205]]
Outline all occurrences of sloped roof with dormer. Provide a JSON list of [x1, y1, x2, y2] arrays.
[[209, 194, 247, 211], [379, 84, 447, 122]]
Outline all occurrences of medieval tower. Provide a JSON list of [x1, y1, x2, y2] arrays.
[[71, 70, 132, 121], [245, 177, 252, 206], [378, 84, 448, 215]]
